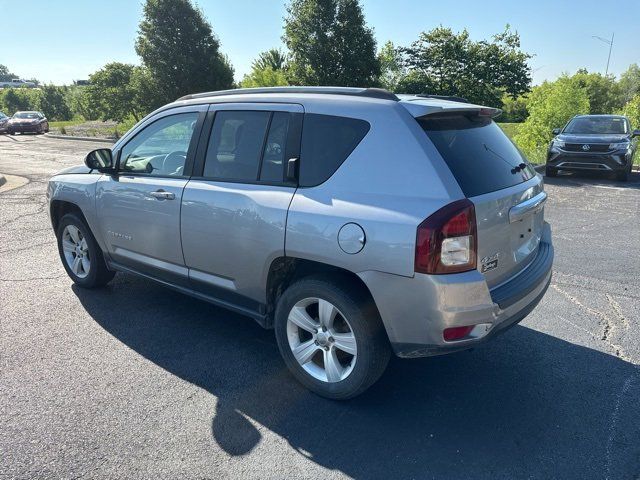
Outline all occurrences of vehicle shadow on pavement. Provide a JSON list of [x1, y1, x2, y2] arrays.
[[73, 275, 639, 479], [543, 170, 640, 189]]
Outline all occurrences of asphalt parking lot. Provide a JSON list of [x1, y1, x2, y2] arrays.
[[1, 134, 639, 479]]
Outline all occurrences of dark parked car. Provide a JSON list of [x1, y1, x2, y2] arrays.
[[546, 115, 639, 181], [7, 111, 49, 135], [0, 112, 9, 133]]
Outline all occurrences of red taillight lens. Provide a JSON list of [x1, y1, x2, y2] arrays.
[[415, 199, 477, 274], [443, 325, 475, 342]]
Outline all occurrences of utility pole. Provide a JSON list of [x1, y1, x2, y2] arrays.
[[592, 33, 614, 76]]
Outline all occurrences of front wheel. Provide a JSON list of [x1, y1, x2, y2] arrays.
[[615, 169, 629, 182], [56, 213, 115, 288], [274, 276, 390, 400]]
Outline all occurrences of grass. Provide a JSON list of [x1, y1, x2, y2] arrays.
[[48, 117, 139, 139], [48, 118, 85, 129]]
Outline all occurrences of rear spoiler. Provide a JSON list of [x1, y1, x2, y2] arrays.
[[399, 97, 502, 119]]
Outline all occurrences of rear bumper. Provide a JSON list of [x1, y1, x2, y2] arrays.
[[547, 149, 632, 172], [359, 222, 554, 358]]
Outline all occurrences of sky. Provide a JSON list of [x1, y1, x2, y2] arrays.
[[0, 0, 638, 86]]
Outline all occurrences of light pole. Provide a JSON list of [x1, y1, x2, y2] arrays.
[[592, 33, 614, 76]]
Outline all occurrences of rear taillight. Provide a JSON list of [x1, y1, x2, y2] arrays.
[[415, 199, 477, 274]]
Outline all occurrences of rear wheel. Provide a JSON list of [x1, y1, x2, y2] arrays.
[[56, 213, 115, 288], [545, 165, 557, 177], [274, 276, 390, 400]]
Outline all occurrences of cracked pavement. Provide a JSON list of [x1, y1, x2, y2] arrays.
[[1, 135, 639, 479]]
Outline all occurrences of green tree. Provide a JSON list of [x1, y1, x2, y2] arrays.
[[398, 26, 532, 107], [39, 85, 72, 121], [86, 63, 143, 122], [284, 0, 380, 86], [240, 67, 289, 88], [0, 64, 18, 82], [499, 94, 529, 123], [130, 66, 163, 114], [622, 94, 640, 130], [0, 88, 42, 114], [135, 0, 234, 105], [66, 86, 100, 121], [619, 63, 640, 104], [377, 41, 405, 91], [572, 69, 622, 114], [252, 49, 288, 71], [514, 76, 590, 160], [241, 48, 289, 88]]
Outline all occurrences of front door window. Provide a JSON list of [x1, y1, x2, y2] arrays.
[[119, 113, 198, 177]]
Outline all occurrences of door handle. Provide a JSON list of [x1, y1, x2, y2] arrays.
[[149, 190, 175, 200]]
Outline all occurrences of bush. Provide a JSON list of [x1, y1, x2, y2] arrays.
[[0, 88, 42, 115], [67, 86, 100, 121], [622, 94, 640, 130], [39, 85, 73, 121], [514, 76, 589, 160], [499, 94, 528, 123], [240, 67, 288, 88]]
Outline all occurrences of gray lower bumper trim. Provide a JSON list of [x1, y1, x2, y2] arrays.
[[490, 241, 553, 309]]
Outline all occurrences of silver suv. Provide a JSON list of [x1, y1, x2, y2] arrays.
[[48, 87, 553, 399]]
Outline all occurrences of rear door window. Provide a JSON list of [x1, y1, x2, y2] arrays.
[[203, 111, 271, 181], [420, 114, 535, 197], [259, 112, 291, 183], [299, 114, 370, 187]]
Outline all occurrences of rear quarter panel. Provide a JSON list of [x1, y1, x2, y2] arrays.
[[286, 101, 464, 277]]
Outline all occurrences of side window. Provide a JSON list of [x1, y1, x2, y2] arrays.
[[260, 112, 291, 182], [203, 111, 270, 181], [299, 114, 370, 187], [119, 113, 198, 177]]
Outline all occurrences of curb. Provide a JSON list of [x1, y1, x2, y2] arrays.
[[0, 174, 5, 187], [44, 133, 115, 144]]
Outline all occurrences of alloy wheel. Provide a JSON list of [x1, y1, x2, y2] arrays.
[[61, 225, 91, 279], [286, 297, 357, 383]]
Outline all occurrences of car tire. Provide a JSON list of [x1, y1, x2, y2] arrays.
[[56, 213, 115, 288], [615, 169, 629, 182], [545, 166, 557, 177], [274, 275, 390, 400], [9, 131, 15, 135]]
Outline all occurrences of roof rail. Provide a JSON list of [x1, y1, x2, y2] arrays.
[[177, 86, 399, 102], [415, 94, 469, 103]]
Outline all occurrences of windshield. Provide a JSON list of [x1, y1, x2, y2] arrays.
[[0, 113, 7, 119], [13, 112, 40, 119], [564, 117, 628, 134], [420, 114, 535, 197]]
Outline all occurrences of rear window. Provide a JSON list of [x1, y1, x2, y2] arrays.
[[299, 114, 370, 187], [420, 114, 535, 197]]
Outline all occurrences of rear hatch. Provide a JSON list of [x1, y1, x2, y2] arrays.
[[411, 102, 545, 288]]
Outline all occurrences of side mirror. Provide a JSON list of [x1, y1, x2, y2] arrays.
[[552, 128, 561, 135], [632, 129, 640, 138], [84, 148, 114, 172]]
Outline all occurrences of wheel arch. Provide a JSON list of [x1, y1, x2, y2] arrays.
[[265, 256, 380, 328], [50, 200, 89, 233]]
